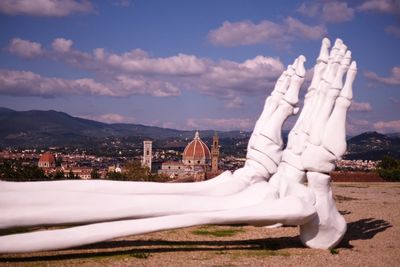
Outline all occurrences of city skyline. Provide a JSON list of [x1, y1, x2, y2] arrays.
[[0, 0, 399, 134]]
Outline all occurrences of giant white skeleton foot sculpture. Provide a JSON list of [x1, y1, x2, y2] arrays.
[[0, 58, 305, 229], [0, 58, 305, 198], [270, 38, 357, 249], [0, 38, 355, 253]]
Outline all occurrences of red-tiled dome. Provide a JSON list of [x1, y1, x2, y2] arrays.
[[182, 131, 210, 165], [38, 152, 56, 168]]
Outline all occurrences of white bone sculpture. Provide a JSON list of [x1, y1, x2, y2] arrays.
[[0, 38, 356, 253]]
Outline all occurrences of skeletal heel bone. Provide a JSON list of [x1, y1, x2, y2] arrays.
[[300, 172, 346, 249]]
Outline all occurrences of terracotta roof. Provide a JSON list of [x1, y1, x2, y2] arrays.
[[39, 152, 55, 164], [183, 131, 211, 161]]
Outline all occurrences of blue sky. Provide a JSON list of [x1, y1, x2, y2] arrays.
[[0, 0, 399, 134]]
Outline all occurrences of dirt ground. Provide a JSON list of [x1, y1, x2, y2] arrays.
[[0, 182, 399, 267]]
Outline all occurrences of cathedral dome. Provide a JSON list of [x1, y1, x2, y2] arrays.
[[182, 131, 210, 166], [38, 152, 56, 168]]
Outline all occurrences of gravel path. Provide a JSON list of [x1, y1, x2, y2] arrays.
[[0, 182, 399, 266]]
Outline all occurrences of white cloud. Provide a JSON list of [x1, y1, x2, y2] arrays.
[[102, 52, 209, 75], [197, 56, 284, 97], [365, 67, 400, 86], [225, 96, 244, 108], [0, 69, 113, 97], [79, 113, 135, 124], [284, 17, 327, 40], [208, 17, 326, 47], [115, 75, 180, 97], [357, 0, 400, 14], [349, 101, 372, 112], [52, 38, 73, 53], [7, 37, 286, 101], [0, 69, 181, 98], [322, 1, 355, 22], [0, 0, 94, 17], [186, 118, 254, 131], [7, 38, 43, 58], [298, 1, 354, 23], [374, 120, 400, 133]]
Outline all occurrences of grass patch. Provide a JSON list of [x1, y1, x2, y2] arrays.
[[191, 227, 245, 237], [232, 249, 290, 258], [130, 252, 151, 259], [334, 194, 359, 202], [335, 184, 369, 189], [330, 248, 339, 255]]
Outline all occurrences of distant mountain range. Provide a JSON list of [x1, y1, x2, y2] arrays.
[[0, 107, 399, 160], [0, 107, 249, 149], [346, 131, 400, 160]]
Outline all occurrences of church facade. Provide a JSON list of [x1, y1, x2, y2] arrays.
[[158, 131, 219, 181]]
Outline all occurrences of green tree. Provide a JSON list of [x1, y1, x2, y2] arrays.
[[0, 159, 47, 181], [53, 170, 65, 180], [90, 168, 100, 179], [377, 156, 400, 182], [123, 161, 150, 181], [106, 171, 126, 180], [68, 169, 79, 179]]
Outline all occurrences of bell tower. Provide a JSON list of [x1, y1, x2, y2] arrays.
[[142, 140, 152, 171], [211, 132, 219, 172]]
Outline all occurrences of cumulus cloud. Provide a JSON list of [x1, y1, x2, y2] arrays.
[[198, 56, 284, 96], [115, 75, 180, 97], [52, 38, 73, 53], [208, 17, 326, 47], [7, 37, 286, 101], [186, 118, 254, 131], [374, 120, 400, 133], [7, 38, 43, 58], [298, 1, 355, 23], [357, 0, 400, 15], [349, 101, 373, 112], [0, 0, 94, 17], [102, 51, 208, 75], [365, 67, 400, 86], [0, 69, 113, 97], [79, 113, 135, 124], [225, 96, 244, 108], [0, 69, 181, 98]]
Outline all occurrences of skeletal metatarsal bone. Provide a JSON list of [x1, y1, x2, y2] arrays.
[[246, 61, 297, 166], [258, 57, 305, 145], [283, 55, 306, 105], [322, 61, 357, 158], [291, 39, 330, 139], [0, 195, 316, 253], [308, 47, 351, 146]]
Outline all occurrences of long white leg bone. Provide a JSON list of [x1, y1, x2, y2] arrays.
[[0, 181, 278, 229], [0, 195, 316, 253]]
